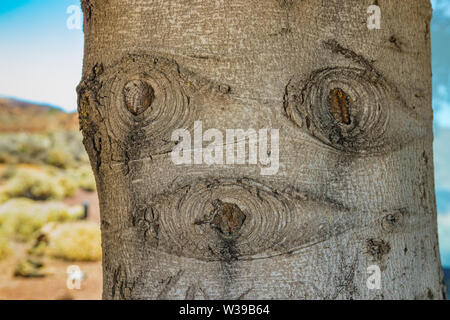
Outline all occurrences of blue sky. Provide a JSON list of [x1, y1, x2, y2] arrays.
[[1, 0, 450, 266], [0, 0, 83, 111], [431, 0, 450, 267]]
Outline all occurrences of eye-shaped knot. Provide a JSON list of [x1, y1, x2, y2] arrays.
[[328, 88, 351, 125], [148, 177, 352, 261], [123, 80, 155, 115], [209, 200, 246, 238], [93, 55, 196, 158], [284, 67, 391, 153]]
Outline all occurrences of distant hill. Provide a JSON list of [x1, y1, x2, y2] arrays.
[[0, 98, 78, 133]]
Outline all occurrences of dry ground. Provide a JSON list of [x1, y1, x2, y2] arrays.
[[0, 190, 102, 300]]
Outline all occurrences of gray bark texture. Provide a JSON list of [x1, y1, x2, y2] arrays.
[[77, 0, 446, 299]]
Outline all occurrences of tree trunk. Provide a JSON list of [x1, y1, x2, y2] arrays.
[[78, 0, 445, 299]]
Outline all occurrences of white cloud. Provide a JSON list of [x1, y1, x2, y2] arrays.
[[434, 128, 450, 191], [431, 0, 450, 17], [438, 213, 450, 267], [436, 101, 450, 128], [437, 85, 448, 97]]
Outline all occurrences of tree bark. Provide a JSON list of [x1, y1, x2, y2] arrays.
[[78, 0, 445, 299]]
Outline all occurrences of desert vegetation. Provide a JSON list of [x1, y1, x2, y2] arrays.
[[0, 100, 102, 298]]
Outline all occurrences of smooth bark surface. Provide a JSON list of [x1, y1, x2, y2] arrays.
[[78, 0, 445, 299]]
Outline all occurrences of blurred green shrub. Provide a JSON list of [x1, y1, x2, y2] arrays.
[[0, 131, 89, 168], [0, 133, 50, 164], [0, 165, 17, 181], [2, 168, 77, 201], [0, 234, 11, 260], [14, 258, 47, 278], [67, 166, 97, 192], [46, 148, 73, 169], [0, 198, 84, 241], [39, 221, 102, 262]]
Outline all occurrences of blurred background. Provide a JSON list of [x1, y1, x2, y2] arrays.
[[0, 0, 100, 300], [0, 0, 449, 299]]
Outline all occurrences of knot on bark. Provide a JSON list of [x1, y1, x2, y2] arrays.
[[284, 66, 391, 153], [210, 200, 246, 238], [123, 80, 155, 115], [328, 88, 351, 125]]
